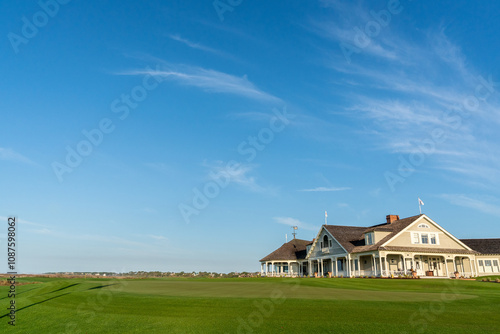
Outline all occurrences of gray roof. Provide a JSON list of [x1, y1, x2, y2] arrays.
[[324, 215, 425, 254], [460, 239, 500, 255], [260, 239, 310, 262]]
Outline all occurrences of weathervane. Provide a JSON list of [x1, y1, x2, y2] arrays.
[[292, 226, 298, 239]]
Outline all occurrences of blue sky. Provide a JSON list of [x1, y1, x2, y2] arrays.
[[1, 0, 500, 273]]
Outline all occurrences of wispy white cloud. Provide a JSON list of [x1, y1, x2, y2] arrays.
[[440, 194, 500, 217], [0, 148, 36, 165], [169, 34, 228, 58], [142, 207, 157, 214], [273, 217, 319, 232], [309, 3, 500, 187], [300, 186, 350, 192], [119, 63, 281, 103], [204, 161, 272, 193], [4, 216, 149, 247], [143, 162, 171, 174], [146, 234, 168, 241]]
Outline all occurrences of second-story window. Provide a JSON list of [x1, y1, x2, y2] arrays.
[[366, 233, 373, 245], [421, 233, 429, 244]]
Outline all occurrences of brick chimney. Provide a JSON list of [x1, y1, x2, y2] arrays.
[[386, 214, 400, 224]]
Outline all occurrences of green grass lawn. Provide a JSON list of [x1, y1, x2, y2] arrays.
[[1, 276, 499, 333]]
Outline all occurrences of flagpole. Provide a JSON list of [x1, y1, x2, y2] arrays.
[[418, 198, 424, 214], [325, 211, 327, 225]]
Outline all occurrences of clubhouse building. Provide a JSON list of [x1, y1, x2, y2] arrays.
[[260, 214, 500, 278]]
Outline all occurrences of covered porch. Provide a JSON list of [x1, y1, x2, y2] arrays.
[[260, 260, 307, 277], [379, 252, 477, 278]]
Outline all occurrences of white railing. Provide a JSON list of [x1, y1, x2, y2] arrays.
[[264, 272, 297, 277], [358, 270, 377, 277]]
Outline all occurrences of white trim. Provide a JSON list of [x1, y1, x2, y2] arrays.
[[381, 215, 473, 251], [305, 226, 348, 259]]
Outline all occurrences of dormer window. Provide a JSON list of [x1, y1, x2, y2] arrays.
[[323, 235, 329, 248], [365, 232, 374, 245]]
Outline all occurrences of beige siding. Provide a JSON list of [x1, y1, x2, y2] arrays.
[[476, 255, 500, 274], [386, 218, 468, 250], [373, 231, 391, 243], [446, 260, 455, 275]]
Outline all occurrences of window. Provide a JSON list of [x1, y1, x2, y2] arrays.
[[430, 234, 437, 245], [421, 234, 429, 244], [412, 233, 420, 244], [418, 224, 430, 228], [320, 242, 323, 248], [337, 259, 344, 271], [485, 260, 492, 266], [478, 260, 484, 266], [365, 233, 374, 245], [323, 235, 329, 248], [329, 240, 332, 247], [494, 260, 499, 267]]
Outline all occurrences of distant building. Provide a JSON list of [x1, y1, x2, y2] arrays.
[[260, 214, 500, 278]]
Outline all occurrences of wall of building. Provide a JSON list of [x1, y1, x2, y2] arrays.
[[476, 255, 500, 275], [388, 218, 468, 250], [309, 228, 345, 258]]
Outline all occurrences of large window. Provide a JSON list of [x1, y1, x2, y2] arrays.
[[412, 232, 439, 245], [323, 235, 329, 248], [337, 259, 344, 271], [485, 260, 492, 267]]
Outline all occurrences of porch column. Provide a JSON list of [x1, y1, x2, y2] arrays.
[[347, 255, 351, 277], [472, 257, 478, 277], [378, 256, 383, 277], [320, 259, 323, 277], [308, 260, 312, 277], [401, 255, 407, 273], [444, 257, 449, 278], [334, 257, 338, 276], [288, 261, 292, 276]]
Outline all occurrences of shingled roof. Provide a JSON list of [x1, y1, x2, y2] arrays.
[[260, 239, 311, 262], [324, 215, 424, 254], [460, 238, 500, 255]]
